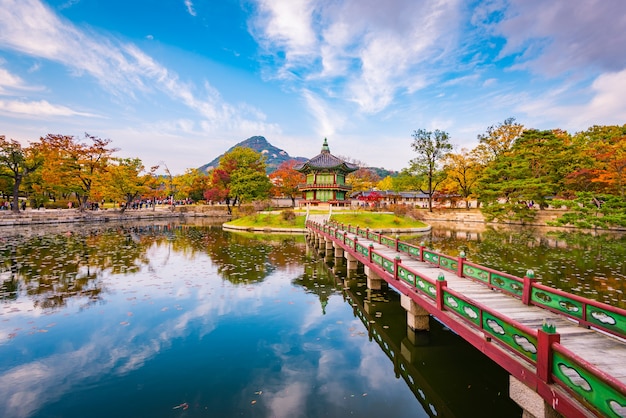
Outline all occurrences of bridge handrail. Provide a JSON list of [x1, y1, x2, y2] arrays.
[[551, 342, 626, 418], [308, 220, 626, 416], [530, 281, 626, 340], [323, 220, 626, 340]]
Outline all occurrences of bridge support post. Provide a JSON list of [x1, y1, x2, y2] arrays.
[[324, 237, 334, 252], [509, 376, 563, 418], [333, 242, 344, 258], [400, 294, 429, 331], [364, 266, 382, 290], [345, 253, 358, 271]]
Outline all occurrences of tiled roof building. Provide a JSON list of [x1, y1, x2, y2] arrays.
[[295, 139, 358, 206]]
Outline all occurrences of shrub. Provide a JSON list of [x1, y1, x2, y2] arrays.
[[281, 209, 296, 221]]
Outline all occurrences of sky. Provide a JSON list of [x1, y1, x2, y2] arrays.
[[1, 0, 625, 175]]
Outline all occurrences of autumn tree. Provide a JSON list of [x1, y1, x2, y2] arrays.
[[474, 117, 524, 163], [346, 167, 381, 193], [442, 149, 481, 209], [172, 168, 209, 201], [269, 160, 305, 207], [95, 157, 157, 212], [38, 133, 117, 210], [204, 147, 271, 214], [0, 136, 43, 212], [408, 129, 453, 212], [570, 125, 626, 197]]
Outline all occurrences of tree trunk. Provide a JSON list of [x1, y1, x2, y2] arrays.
[[11, 174, 22, 213]]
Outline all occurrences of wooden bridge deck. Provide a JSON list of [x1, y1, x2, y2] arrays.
[[309, 221, 626, 417]]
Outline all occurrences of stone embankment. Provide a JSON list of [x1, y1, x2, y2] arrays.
[[419, 208, 570, 227], [0, 206, 230, 227]]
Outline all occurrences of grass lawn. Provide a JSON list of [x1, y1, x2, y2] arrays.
[[225, 212, 307, 229], [225, 211, 427, 230], [330, 213, 427, 229]]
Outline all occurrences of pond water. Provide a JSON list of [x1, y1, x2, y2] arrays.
[[0, 221, 623, 417]]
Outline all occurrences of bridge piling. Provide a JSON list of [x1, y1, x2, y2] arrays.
[[345, 252, 358, 271], [364, 266, 383, 290], [400, 293, 430, 331], [509, 377, 563, 418], [333, 242, 344, 258]]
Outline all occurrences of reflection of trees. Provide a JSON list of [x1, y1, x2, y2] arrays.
[[407, 226, 626, 308], [292, 257, 341, 314], [0, 225, 164, 310], [1, 224, 312, 310], [205, 230, 307, 285]]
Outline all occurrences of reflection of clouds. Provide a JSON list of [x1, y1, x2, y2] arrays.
[[267, 379, 310, 418], [0, 244, 299, 418], [246, 296, 418, 418]]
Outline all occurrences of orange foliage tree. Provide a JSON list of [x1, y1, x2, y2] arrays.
[[269, 160, 305, 207]]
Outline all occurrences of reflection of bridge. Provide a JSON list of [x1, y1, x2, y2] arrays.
[[307, 220, 626, 418]]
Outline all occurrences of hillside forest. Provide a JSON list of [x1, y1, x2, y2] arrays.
[[1, 119, 625, 228]]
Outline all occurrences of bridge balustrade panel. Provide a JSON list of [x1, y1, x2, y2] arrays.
[[531, 283, 626, 339], [552, 344, 626, 418]]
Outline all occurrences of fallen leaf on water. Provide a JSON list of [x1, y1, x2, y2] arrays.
[[251, 400, 257, 405]]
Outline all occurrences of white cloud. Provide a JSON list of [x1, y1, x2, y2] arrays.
[[0, 0, 276, 135], [184, 0, 196, 17], [517, 69, 626, 131], [488, 0, 626, 77], [0, 99, 98, 117], [0, 67, 28, 92], [251, 0, 462, 114]]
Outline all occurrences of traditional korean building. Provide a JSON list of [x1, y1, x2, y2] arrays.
[[294, 138, 359, 206]]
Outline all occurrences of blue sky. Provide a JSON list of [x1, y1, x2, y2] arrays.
[[1, 0, 625, 174]]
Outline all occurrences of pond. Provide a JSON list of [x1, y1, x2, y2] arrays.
[[1, 221, 623, 417]]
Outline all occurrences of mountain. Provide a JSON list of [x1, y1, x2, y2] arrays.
[[198, 135, 399, 177], [198, 136, 307, 174]]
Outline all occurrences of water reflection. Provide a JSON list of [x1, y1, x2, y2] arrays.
[[0, 221, 622, 418], [303, 252, 520, 417]]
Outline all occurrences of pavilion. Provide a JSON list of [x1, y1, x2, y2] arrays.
[[294, 138, 359, 206]]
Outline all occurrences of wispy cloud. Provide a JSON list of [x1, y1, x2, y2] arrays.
[[184, 0, 196, 17], [0, 99, 98, 118], [250, 0, 463, 113], [0, 0, 276, 134]]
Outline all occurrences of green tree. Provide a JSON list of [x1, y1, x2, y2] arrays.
[[408, 129, 453, 212], [204, 147, 271, 214], [0, 136, 43, 212], [474, 117, 524, 162], [550, 192, 626, 229]]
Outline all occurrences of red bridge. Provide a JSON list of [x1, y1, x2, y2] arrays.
[[307, 219, 626, 418]]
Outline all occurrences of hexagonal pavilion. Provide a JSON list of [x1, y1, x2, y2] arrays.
[[294, 138, 358, 206]]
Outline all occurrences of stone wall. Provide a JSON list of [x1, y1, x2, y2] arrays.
[[419, 208, 570, 227], [0, 207, 230, 227]]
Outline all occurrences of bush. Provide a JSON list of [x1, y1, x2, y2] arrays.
[[281, 209, 296, 221], [233, 204, 256, 218], [45, 200, 74, 209]]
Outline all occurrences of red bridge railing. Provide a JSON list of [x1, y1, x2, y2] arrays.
[[309, 220, 626, 418]]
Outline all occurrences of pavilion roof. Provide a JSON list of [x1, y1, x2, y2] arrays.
[[294, 138, 359, 173]]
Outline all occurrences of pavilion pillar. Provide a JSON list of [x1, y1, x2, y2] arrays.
[[400, 294, 429, 331]]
